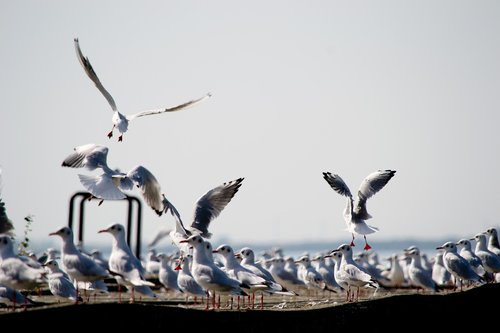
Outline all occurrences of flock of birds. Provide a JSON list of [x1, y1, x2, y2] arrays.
[[1, 38, 499, 310]]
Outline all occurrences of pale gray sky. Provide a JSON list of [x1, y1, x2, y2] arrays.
[[1, 1, 499, 252]]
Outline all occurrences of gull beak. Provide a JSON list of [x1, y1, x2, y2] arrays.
[[48, 231, 58, 236], [235, 253, 242, 259], [179, 239, 188, 244], [98, 228, 109, 233], [436, 246, 443, 250]]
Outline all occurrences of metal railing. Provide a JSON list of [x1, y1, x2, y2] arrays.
[[67, 192, 143, 257]]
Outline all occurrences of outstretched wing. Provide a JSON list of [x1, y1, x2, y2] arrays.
[[322, 172, 352, 197], [355, 169, 396, 219], [78, 174, 126, 200], [74, 38, 117, 111], [189, 177, 244, 238], [61, 143, 109, 171], [126, 166, 163, 216], [128, 93, 212, 120]]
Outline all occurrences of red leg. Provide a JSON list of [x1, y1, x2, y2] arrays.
[[118, 134, 123, 142], [350, 234, 356, 247], [363, 235, 372, 251]]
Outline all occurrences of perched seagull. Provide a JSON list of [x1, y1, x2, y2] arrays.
[[174, 254, 206, 301], [322, 170, 396, 250], [43, 259, 83, 302], [295, 255, 333, 293], [162, 178, 244, 252], [437, 241, 484, 290], [267, 257, 307, 294], [98, 223, 157, 299], [74, 38, 211, 142], [179, 236, 247, 300], [312, 254, 343, 292], [485, 227, 500, 256], [237, 247, 279, 284], [331, 244, 378, 302], [456, 239, 485, 277], [214, 244, 288, 295], [405, 248, 439, 292], [0, 168, 15, 237], [0, 235, 46, 291], [156, 252, 182, 295], [431, 252, 452, 287], [381, 254, 406, 288], [471, 233, 500, 278], [61, 143, 165, 215], [49, 226, 109, 293]]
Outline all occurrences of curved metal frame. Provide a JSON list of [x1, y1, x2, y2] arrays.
[[67, 192, 143, 257]]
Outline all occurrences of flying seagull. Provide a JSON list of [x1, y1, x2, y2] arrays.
[[74, 38, 211, 142], [322, 170, 396, 250]]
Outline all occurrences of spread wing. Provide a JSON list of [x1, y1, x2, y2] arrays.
[[189, 177, 244, 238], [74, 38, 117, 111], [355, 170, 396, 219], [322, 172, 352, 198], [128, 93, 211, 120]]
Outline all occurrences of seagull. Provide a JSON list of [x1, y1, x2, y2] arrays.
[[267, 257, 307, 294], [74, 38, 211, 142], [0, 235, 46, 291], [456, 239, 485, 277], [174, 254, 206, 302], [156, 252, 182, 295], [162, 177, 244, 252], [405, 248, 439, 292], [43, 259, 83, 302], [322, 170, 396, 250], [61, 143, 165, 215], [49, 226, 109, 297], [179, 236, 247, 306], [98, 223, 157, 299], [471, 233, 500, 278], [0, 168, 15, 237], [485, 227, 500, 255], [436, 241, 484, 290], [331, 244, 378, 302]]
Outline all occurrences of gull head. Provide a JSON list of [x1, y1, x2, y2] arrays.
[[48, 226, 73, 240]]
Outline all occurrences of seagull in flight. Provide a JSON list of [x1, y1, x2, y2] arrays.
[[322, 170, 396, 250], [74, 38, 211, 142], [160, 177, 244, 253], [61, 143, 165, 215]]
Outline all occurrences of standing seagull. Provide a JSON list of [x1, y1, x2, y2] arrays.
[[74, 38, 211, 142], [322, 170, 396, 250], [49, 226, 109, 302], [98, 223, 157, 299], [43, 259, 83, 303], [61, 143, 165, 215]]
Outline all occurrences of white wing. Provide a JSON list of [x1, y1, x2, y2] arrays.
[[74, 38, 117, 111], [78, 174, 126, 200], [355, 170, 396, 219], [127, 93, 211, 120], [126, 165, 163, 215], [61, 143, 109, 171]]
